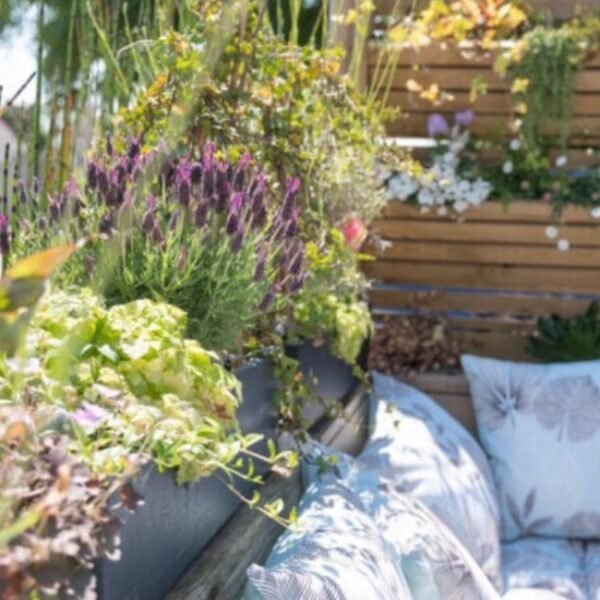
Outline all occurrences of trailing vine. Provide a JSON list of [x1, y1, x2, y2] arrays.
[[497, 19, 600, 153]]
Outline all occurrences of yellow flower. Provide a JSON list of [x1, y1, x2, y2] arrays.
[[511, 78, 530, 94], [514, 101, 528, 115], [359, 0, 375, 14], [344, 9, 357, 25]]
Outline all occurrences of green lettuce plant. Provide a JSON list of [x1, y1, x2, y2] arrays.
[[0, 289, 283, 484]]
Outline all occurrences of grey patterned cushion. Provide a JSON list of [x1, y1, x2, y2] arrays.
[[362, 373, 502, 589], [462, 355, 600, 541], [245, 475, 411, 600]]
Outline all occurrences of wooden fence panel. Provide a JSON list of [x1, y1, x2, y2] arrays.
[[368, 201, 600, 360]]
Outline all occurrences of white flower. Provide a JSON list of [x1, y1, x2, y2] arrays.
[[437, 206, 448, 216], [591, 207, 600, 219], [509, 139, 521, 151], [557, 238, 570, 251], [555, 155, 568, 168], [502, 160, 514, 175], [545, 226, 558, 239], [387, 173, 419, 200], [454, 200, 469, 213], [417, 187, 435, 206]]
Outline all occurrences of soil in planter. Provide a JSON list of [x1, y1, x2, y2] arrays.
[[369, 314, 461, 376]]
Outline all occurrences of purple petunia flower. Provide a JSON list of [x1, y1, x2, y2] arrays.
[[72, 401, 109, 430], [455, 109, 474, 127], [427, 113, 450, 138]]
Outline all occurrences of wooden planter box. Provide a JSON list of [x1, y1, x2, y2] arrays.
[[367, 200, 600, 361], [367, 41, 600, 163]]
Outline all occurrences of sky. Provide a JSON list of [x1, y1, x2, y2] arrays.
[[0, 8, 37, 106]]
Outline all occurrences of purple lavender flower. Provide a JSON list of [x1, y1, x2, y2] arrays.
[[72, 401, 109, 430], [97, 169, 110, 197], [427, 113, 450, 138], [225, 212, 239, 235], [455, 109, 474, 128], [151, 224, 164, 245], [0, 214, 9, 255], [288, 248, 303, 275], [128, 137, 141, 161], [231, 230, 244, 253], [191, 163, 203, 184], [233, 153, 251, 191], [87, 160, 98, 190], [194, 202, 208, 228], [99, 212, 114, 234], [258, 283, 280, 311], [253, 247, 266, 282], [177, 165, 192, 206], [281, 177, 301, 220], [288, 272, 306, 294], [18, 180, 27, 205]]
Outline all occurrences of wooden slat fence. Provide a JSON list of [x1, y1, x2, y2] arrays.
[[367, 43, 600, 149], [368, 201, 600, 360]]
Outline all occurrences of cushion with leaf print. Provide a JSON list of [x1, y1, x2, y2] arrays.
[[501, 537, 588, 600], [244, 474, 412, 600], [302, 442, 500, 600], [462, 354, 600, 541], [361, 373, 502, 589]]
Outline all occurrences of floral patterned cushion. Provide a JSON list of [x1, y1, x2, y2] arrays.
[[462, 355, 600, 541], [303, 442, 500, 600], [360, 373, 502, 589], [244, 475, 412, 600], [501, 537, 588, 600]]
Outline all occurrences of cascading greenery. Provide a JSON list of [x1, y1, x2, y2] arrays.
[[497, 18, 600, 153]]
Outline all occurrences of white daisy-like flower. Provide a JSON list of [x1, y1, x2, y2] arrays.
[[418, 187, 435, 206], [454, 200, 469, 213], [437, 206, 448, 216], [557, 239, 570, 251], [545, 226, 558, 239], [502, 160, 514, 175], [555, 155, 568, 168], [591, 207, 600, 219], [509, 139, 521, 151]]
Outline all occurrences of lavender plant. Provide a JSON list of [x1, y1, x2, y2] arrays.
[[6, 140, 306, 352]]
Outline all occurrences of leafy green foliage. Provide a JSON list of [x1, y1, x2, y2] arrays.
[[291, 229, 372, 365], [117, 18, 387, 236], [0, 289, 259, 483], [527, 301, 600, 362]]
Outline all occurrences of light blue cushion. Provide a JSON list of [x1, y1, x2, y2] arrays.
[[303, 442, 500, 600], [244, 474, 412, 600], [360, 373, 502, 589], [462, 355, 600, 541]]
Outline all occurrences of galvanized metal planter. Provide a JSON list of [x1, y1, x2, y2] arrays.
[[96, 359, 278, 600]]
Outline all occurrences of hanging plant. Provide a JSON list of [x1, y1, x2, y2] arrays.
[[496, 18, 600, 153]]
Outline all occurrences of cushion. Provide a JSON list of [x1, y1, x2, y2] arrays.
[[303, 442, 500, 600], [361, 372, 502, 588], [244, 475, 412, 600], [462, 355, 600, 541], [501, 537, 587, 600]]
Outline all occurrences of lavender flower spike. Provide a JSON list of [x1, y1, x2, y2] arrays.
[[427, 113, 450, 138]]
